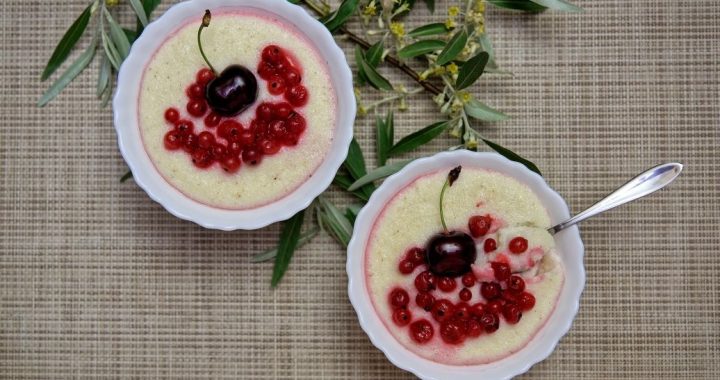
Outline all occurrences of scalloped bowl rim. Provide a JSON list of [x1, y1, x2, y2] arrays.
[[347, 150, 585, 380], [112, 0, 355, 230]]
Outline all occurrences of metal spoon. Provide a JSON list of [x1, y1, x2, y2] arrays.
[[548, 163, 683, 235]]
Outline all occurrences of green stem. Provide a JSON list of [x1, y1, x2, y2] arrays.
[[439, 177, 450, 233], [197, 10, 217, 75]]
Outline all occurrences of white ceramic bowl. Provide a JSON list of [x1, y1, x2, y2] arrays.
[[347, 150, 585, 380], [113, 0, 355, 230]]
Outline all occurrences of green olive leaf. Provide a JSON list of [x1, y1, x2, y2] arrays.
[[128, 0, 149, 27], [41, 4, 92, 81], [103, 8, 130, 59], [271, 210, 305, 287], [464, 98, 509, 122], [354, 46, 368, 85], [323, 0, 359, 33], [376, 110, 394, 166], [252, 227, 319, 263], [101, 30, 121, 71], [96, 55, 111, 97], [366, 40, 384, 67], [38, 38, 97, 107], [119, 170, 133, 183], [530, 0, 583, 12], [486, 0, 547, 12], [333, 173, 370, 202], [343, 138, 375, 199], [347, 160, 411, 191], [436, 28, 467, 66], [455, 51, 489, 90], [359, 55, 393, 91], [317, 197, 353, 247], [397, 39, 446, 59], [389, 121, 449, 156], [408, 23, 449, 38], [481, 138, 542, 175]]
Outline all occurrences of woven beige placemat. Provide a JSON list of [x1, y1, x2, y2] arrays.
[[1, 0, 718, 378]]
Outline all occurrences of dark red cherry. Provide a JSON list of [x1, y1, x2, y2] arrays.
[[205, 65, 258, 116], [426, 231, 477, 277]]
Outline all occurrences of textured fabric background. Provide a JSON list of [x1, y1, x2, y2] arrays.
[[1, 0, 719, 378]]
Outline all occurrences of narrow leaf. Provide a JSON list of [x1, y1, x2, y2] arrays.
[[421, 0, 435, 12], [464, 98, 509, 122], [486, 0, 546, 12], [101, 30, 121, 71], [530, 0, 583, 12], [365, 41, 384, 67], [455, 52, 489, 90], [123, 28, 137, 43], [41, 4, 92, 81], [129, 0, 149, 27], [344, 138, 368, 180], [136, 0, 162, 35], [318, 198, 353, 247], [119, 170, 133, 183], [397, 40, 446, 59], [389, 121, 449, 156], [333, 173, 370, 201], [436, 28, 467, 66], [96, 55, 111, 97], [376, 110, 394, 166], [354, 46, 368, 85], [104, 8, 130, 59], [345, 205, 363, 225], [481, 138, 542, 175], [360, 56, 393, 91], [38, 39, 97, 107], [252, 227, 318, 263], [408, 23, 448, 38], [271, 210, 305, 287], [323, 0, 360, 33], [348, 160, 411, 191]]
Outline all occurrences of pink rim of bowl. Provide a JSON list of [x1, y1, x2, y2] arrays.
[[347, 150, 585, 380], [112, 0, 355, 230]]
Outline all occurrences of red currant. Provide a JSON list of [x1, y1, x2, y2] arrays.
[[261, 45, 284, 63], [191, 148, 214, 168], [268, 75, 286, 95], [406, 247, 426, 265], [491, 262, 511, 281], [518, 292, 536, 311], [197, 131, 215, 149], [163, 131, 183, 150], [392, 308, 412, 327], [431, 299, 454, 323], [414, 271, 436, 292], [440, 319, 466, 345], [237, 131, 255, 147], [242, 148, 262, 165], [453, 302, 471, 320], [480, 312, 499, 333], [164, 108, 180, 123], [461, 273, 476, 287], [507, 275, 526, 293], [282, 67, 302, 85], [502, 303, 522, 324], [260, 139, 281, 155], [273, 102, 293, 119], [415, 292, 435, 311], [186, 83, 205, 99], [187, 99, 207, 117], [389, 288, 410, 309], [269, 120, 287, 139], [257, 61, 276, 80], [220, 155, 241, 173], [204, 112, 221, 128], [509, 237, 528, 254], [285, 84, 308, 107], [480, 282, 501, 301], [256, 102, 274, 120], [471, 302, 486, 317], [487, 299, 505, 316], [409, 319, 434, 344], [483, 238, 497, 253], [459, 288, 472, 302], [227, 140, 242, 156], [468, 215, 492, 237], [287, 112, 306, 135], [438, 277, 457, 292], [398, 259, 415, 275], [175, 119, 194, 135], [212, 143, 228, 160], [466, 317, 483, 337], [217, 120, 243, 141], [196, 68, 215, 86], [182, 133, 198, 153]]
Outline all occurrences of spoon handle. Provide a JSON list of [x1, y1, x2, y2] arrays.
[[548, 163, 683, 235]]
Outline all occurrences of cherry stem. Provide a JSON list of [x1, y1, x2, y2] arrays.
[[439, 166, 462, 234], [197, 10, 217, 75]]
